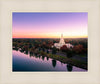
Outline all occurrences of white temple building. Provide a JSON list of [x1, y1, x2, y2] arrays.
[[54, 34, 74, 49]]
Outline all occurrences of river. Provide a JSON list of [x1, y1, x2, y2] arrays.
[[13, 50, 87, 71]]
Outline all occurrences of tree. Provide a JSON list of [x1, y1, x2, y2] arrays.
[[60, 45, 73, 58], [67, 50, 73, 58], [60, 45, 69, 52], [52, 47, 57, 54], [23, 45, 29, 51], [73, 44, 84, 54], [46, 49, 49, 54]]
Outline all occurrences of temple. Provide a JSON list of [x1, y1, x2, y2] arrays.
[[54, 34, 73, 49]]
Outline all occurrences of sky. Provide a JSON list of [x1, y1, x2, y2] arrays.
[[12, 12, 88, 38]]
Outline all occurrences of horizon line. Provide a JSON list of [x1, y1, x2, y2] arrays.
[[13, 37, 88, 39]]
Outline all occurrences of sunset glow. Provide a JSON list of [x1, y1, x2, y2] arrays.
[[12, 12, 88, 38]]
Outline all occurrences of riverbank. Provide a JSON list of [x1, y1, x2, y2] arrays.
[[37, 51, 87, 70]]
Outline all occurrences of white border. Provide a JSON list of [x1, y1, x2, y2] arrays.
[[0, 0, 100, 84]]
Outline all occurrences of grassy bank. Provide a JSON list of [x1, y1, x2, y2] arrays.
[[38, 51, 87, 70]]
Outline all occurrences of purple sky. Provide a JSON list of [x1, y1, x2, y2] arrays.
[[12, 12, 88, 38]]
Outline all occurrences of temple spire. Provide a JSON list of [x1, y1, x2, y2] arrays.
[[61, 33, 63, 38], [59, 33, 65, 44]]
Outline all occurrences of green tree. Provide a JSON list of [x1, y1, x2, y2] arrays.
[[52, 47, 57, 54]]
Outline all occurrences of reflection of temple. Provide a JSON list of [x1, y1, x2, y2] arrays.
[[54, 34, 73, 49]]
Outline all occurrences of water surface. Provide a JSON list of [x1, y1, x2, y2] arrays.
[[13, 50, 87, 71]]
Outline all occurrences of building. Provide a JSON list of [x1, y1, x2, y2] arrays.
[[54, 34, 73, 49]]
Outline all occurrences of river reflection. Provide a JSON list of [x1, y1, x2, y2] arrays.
[[47, 57, 49, 61], [13, 50, 86, 71], [67, 64, 73, 71], [52, 60, 56, 68]]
